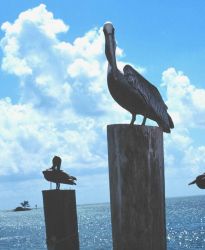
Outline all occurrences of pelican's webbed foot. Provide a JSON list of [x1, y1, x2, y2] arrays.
[[130, 114, 136, 126]]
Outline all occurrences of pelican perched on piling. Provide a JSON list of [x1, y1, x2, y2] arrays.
[[103, 22, 174, 133]]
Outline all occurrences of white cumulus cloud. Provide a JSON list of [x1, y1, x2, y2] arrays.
[[0, 4, 137, 177], [0, 4, 204, 201], [162, 67, 205, 182], [162, 67, 205, 128]]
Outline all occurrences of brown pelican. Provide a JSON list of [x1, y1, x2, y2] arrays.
[[189, 174, 205, 189], [103, 22, 174, 133], [43, 156, 77, 189], [42, 169, 77, 187]]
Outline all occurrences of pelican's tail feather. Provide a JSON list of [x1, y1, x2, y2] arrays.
[[168, 113, 174, 129]]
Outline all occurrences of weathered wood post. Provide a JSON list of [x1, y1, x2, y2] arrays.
[[42, 190, 79, 250], [107, 124, 166, 250]]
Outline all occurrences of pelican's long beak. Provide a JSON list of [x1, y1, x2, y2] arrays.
[[104, 32, 118, 75], [188, 179, 196, 185], [107, 34, 116, 63]]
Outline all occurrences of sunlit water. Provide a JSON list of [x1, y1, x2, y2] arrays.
[[0, 196, 205, 249]]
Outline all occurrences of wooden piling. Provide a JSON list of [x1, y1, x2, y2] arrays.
[[42, 190, 79, 250], [107, 124, 166, 250]]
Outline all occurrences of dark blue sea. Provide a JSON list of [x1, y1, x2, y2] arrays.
[[0, 195, 205, 249]]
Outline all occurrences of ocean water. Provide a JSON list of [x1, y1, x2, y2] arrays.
[[0, 196, 205, 250]]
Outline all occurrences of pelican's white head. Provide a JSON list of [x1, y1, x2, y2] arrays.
[[103, 22, 115, 35]]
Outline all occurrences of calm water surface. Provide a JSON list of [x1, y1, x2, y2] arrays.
[[0, 196, 205, 249]]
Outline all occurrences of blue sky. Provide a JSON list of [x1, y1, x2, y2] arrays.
[[0, 1, 205, 209]]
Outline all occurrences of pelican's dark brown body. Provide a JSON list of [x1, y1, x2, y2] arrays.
[[43, 169, 76, 185], [107, 68, 143, 115], [189, 174, 205, 189]]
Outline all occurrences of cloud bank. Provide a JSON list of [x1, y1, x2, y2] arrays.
[[0, 4, 131, 176], [0, 4, 205, 201], [162, 68, 205, 180]]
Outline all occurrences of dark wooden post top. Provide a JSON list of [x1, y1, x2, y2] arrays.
[[42, 190, 79, 250]]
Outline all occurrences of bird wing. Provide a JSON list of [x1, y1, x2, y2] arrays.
[[123, 65, 168, 118]]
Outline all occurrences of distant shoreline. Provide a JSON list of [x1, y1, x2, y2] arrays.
[[13, 207, 32, 212], [1, 194, 205, 211]]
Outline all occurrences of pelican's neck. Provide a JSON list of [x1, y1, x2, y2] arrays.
[[107, 62, 120, 82], [107, 63, 112, 74]]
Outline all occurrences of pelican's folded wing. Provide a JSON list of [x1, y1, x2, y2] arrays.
[[42, 170, 76, 185], [123, 65, 168, 120]]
